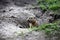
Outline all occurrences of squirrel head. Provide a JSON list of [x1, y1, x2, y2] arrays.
[[27, 16, 37, 23]]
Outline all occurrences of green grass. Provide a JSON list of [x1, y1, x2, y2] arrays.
[[37, 0, 60, 10], [31, 23, 60, 35]]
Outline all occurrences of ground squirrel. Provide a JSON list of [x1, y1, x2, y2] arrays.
[[27, 16, 38, 28]]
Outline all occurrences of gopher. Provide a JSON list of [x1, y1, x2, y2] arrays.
[[27, 16, 38, 28]]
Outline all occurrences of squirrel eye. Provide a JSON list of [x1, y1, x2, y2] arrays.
[[31, 18, 33, 19], [29, 18, 32, 19]]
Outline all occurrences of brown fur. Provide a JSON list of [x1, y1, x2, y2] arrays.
[[27, 17, 38, 28]]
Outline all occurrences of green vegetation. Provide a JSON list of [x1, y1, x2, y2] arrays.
[[39, 23, 60, 35], [37, 0, 60, 10], [36, 0, 60, 38], [31, 23, 60, 35]]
